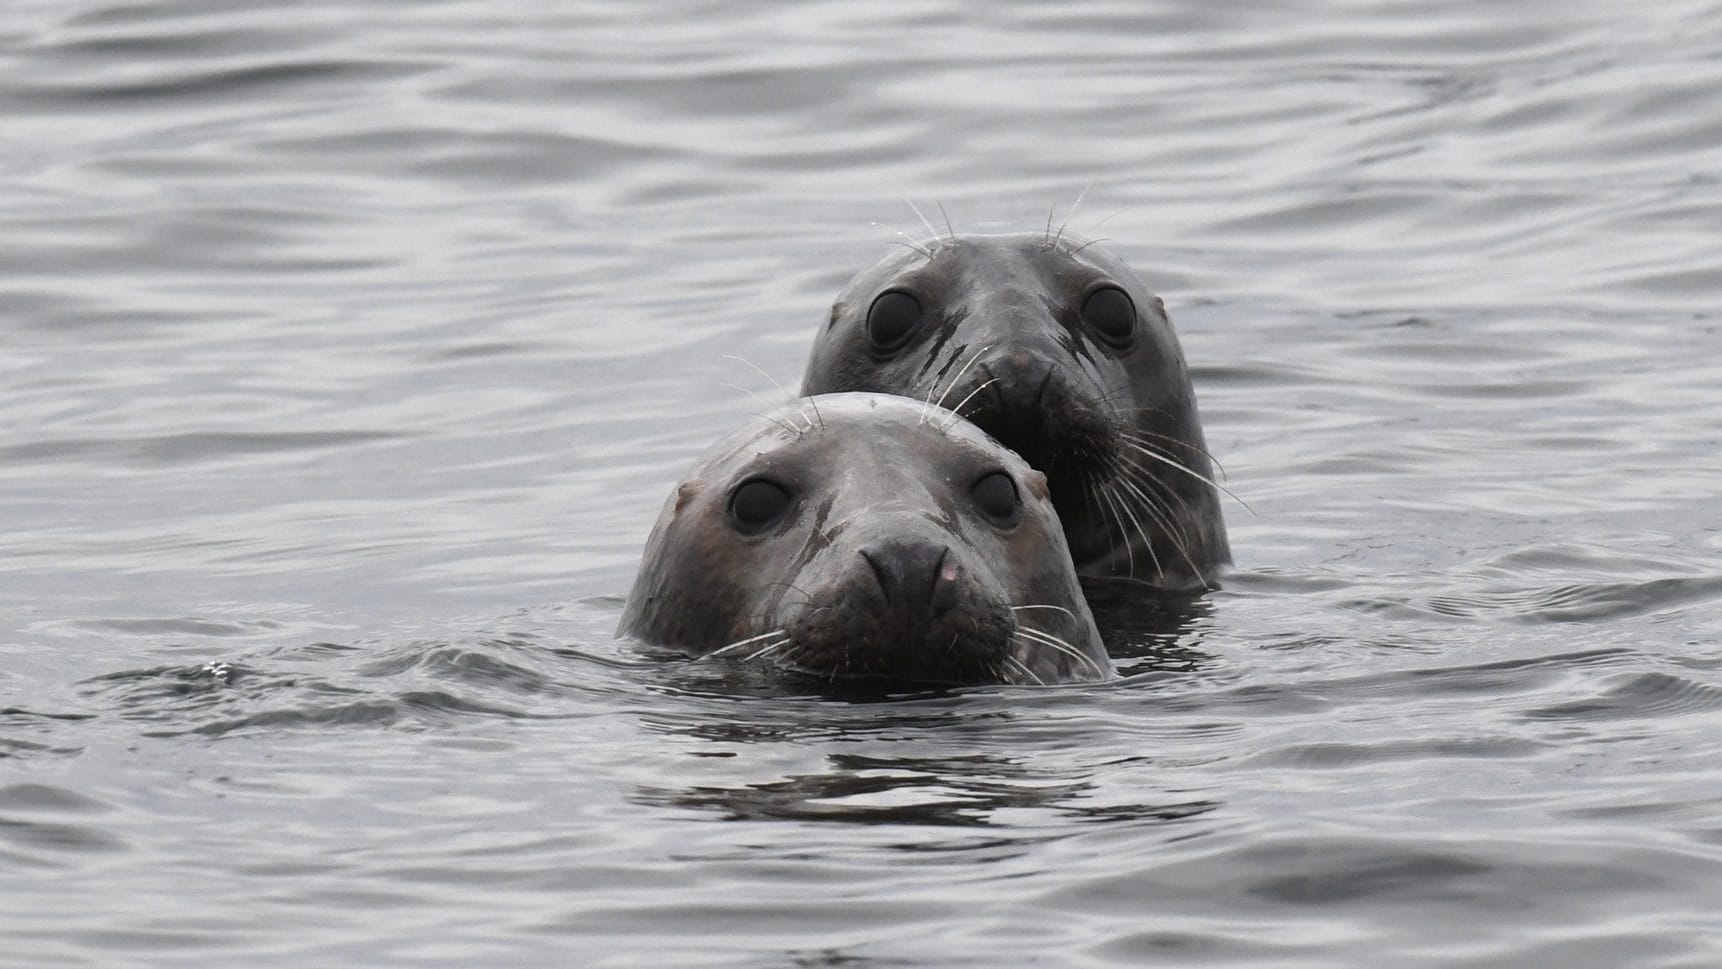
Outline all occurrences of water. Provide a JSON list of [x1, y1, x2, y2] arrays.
[[3, 0, 1721, 965]]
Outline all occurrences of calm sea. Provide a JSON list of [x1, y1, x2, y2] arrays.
[[3, 1, 1721, 966]]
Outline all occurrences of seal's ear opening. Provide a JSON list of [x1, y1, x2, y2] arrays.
[[673, 480, 701, 513], [1022, 468, 1052, 502]]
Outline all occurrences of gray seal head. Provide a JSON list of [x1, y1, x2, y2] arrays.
[[618, 392, 1111, 686], [801, 232, 1230, 591]]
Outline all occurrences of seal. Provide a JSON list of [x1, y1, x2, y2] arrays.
[[801, 231, 1231, 591], [618, 392, 1111, 686]]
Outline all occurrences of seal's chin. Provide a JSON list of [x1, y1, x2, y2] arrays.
[[763, 582, 1110, 688], [774, 569, 1018, 686], [781, 615, 1018, 687]]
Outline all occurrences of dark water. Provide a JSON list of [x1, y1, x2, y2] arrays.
[[4, 1, 1722, 965]]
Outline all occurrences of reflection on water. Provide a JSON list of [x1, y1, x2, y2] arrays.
[[653, 750, 1219, 831], [4, 0, 1722, 965], [643, 751, 1100, 827], [1081, 578, 1215, 675]]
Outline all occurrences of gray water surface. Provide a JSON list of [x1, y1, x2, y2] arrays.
[[4, 1, 1722, 966]]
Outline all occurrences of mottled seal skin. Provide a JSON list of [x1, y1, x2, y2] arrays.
[[618, 392, 1110, 687], [801, 233, 1230, 591]]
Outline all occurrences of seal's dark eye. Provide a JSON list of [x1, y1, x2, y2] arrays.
[[972, 471, 1020, 525], [1081, 286, 1135, 349], [866, 290, 923, 353], [730, 479, 791, 533]]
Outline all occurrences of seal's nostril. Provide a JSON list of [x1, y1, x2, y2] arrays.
[[859, 540, 954, 612], [928, 545, 951, 602], [859, 549, 890, 601]]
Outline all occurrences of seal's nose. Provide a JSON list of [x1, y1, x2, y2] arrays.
[[859, 539, 958, 614], [943, 344, 1060, 471]]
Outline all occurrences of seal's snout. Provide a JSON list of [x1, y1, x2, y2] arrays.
[[859, 539, 957, 614], [989, 347, 1054, 410], [959, 347, 1072, 473]]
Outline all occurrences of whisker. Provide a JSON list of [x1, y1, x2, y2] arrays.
[[891, 238, 934, 259], [941, 378, 1001, 429], [1068, 236, 1111, 257], [1014, 627, 1106, 680], [1106, 458, 1199, 583], [722, 383, 805, 437], [1003, 655, 1046, 687], [1110, 454, 1220, 591], [1010, 603, 1079, 623], [927, 344, 997, 418], [1119, 428, 1230, 480], [1119, 440, 1255, 514], [1090, 469, 1137, 578], [1111, 461, 1194, 553], [871, 221, 934, 259], [1107, 448, 1197, 536], [770, 640, 811, 671], [743, 638, 793, 663], [937, 201, 956, 243], [1105, 399, 1183, 420], [1052, 180, 1093, 251], [706, 628, 790, 658], [760, 580, 814, 605], [1079, 471, 1124, 574], [1099, 469, 1166, 580], [905, 199, 940, 245], [721, 354, 812, 431]]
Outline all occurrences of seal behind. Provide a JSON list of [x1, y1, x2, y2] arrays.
[[801, 232, 1231, 592], [618, 392, 1111, 687]]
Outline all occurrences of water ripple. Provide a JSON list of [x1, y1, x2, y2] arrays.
[[4, 0, 1722, 965]]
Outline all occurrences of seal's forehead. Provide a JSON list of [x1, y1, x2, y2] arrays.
[[924, 234, 1118, 294], [811, 392, 1031, 472], [693, 413, 806, 476], [933, 415, 1034, 473], [842, 232, 1152, 307], [692, 393, 1032, 488]]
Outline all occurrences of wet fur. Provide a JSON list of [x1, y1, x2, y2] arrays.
[[802, 233, 1230, 591], [618, 393, 1110, 686]]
